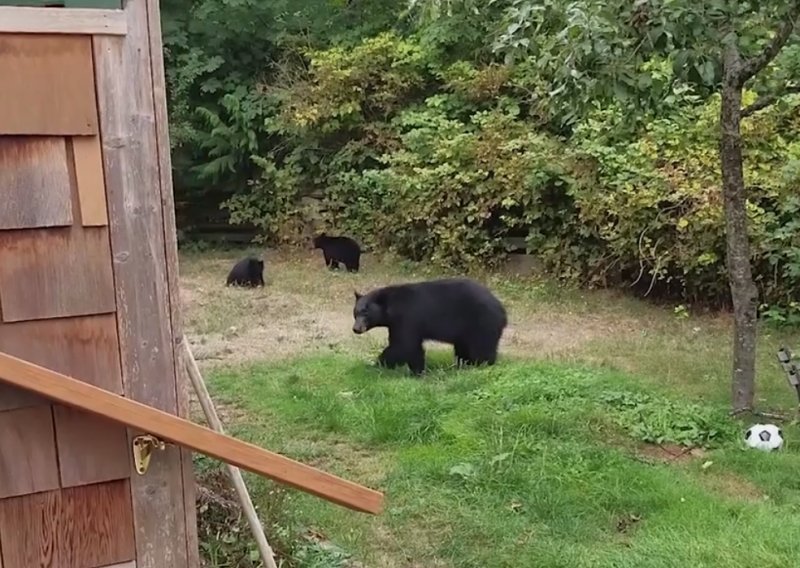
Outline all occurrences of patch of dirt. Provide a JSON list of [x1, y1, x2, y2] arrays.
[[634, 442, 707, 463], [697, 471, 766, 503], [180, 251, 640, 369], [631, 443, 765, 503], [615, 512, 643, 533], [502, 314, 638, 357], [187, 308, 358, 366]]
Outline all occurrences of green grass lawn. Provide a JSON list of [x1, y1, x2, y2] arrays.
[[206, 352, 800, 568], [180, 249, 800, 567]]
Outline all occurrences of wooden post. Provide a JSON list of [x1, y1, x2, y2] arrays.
[[93, 0, 191, 563], [143, 0, 200, 563]]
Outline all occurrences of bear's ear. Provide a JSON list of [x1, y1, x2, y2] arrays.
[[354, 290, 363, 300]]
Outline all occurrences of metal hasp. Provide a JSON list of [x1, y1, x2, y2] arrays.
[[132, 434, 165, 475]]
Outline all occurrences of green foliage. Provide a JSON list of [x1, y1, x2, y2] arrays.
[[165, 0, 800, 312], [571, 85, 800, 304], [599, 391, 732, 447], [162, 0, 405, 224], [284, 32, 432, 130], [222, 155, 304, 242], [332, 102, 582, 268]]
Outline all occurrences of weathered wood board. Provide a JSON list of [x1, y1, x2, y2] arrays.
[[0, 34, 97, 135], [95, 2, 191, 564], [0, 314, 122, 414], [0, 6, 127, 36], [0, 314, 123, 393], [0, 137, 73, 230], [54, 405, 130, 488], [72, 135, 109, 226], [143, 0, 200, 561], [0, 227, 116, 322], [0, 480, 135, 568], [0, 405, 59, 499], [0, 384, 44, 413]]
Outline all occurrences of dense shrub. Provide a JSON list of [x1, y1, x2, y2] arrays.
[[326, 101, 584, 269], [571, 89, 800, 306], [165, 5, 800, 316]]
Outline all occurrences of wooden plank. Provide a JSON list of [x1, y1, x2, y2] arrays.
[[0, 384, 44, 413], [0, 350, 385, 514], [0, 136, 73, 230], [0, 0, 121, 7], [0, 314, 122, 412], [0, 314, 123, 394], [72, 136, 109, 226], [0, 480, 135, 568], [0, 7, 125, 35], [0, 314, 127, 486], [0, 405, 59, 499], [94, 2, 191, 565], [54, 406, 130, 488], [0, 227, 116, 322], [144, 0, 200, 563], [0, 34, 97, 135]]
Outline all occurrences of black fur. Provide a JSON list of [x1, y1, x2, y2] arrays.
[[313, 234, 361, 272], [352, 277, 507, 375], [226, 256, 265, 287]]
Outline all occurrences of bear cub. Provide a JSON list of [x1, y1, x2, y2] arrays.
[[313, 234, 361, 272], [226, 256, 265, 287], [352, 277, 507, 375]]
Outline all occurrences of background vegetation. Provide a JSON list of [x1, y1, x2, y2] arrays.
[[163, 0, 800, 320]]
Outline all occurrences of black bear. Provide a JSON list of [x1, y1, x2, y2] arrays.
[[352, 277, 507, 375], [226, 256, 265, 287], [312, 233, 361, 272]]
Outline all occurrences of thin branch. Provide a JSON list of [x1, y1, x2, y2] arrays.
[[740, 2, 800, 82], [741, 83, 800, 117]]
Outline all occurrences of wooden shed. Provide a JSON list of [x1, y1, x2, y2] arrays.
[[0, 2, 198, 567], [0, 2, 382, 568]]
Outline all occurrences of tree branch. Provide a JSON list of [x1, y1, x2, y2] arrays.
[[740, 2, 800, 82], [741, 83, 800, 117]]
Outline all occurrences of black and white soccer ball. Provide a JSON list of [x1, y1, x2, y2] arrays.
[[744, 423, 784, 452]]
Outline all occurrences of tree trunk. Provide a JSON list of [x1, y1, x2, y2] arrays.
[[720, 43, 759, 413]]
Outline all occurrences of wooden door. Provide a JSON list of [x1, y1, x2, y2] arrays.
[[0, 3, 197, 567]]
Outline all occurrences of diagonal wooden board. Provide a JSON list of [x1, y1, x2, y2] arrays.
[[0, 350, 384, 515]]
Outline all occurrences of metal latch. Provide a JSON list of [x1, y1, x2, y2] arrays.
[[132, 434, 166, 475]]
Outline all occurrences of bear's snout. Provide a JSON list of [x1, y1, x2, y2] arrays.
[[352, 319, 367, 334]]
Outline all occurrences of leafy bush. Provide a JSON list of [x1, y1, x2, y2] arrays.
[[328, 100, 583, 268], [599, 391, 734, 448], [165, 4, 800, 314], [571, 87, 800, 306]]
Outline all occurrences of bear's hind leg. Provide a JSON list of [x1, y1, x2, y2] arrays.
[[377, 345, 404, 369], [406, 343, 426, 376], [454, 342, 473, 367], [467, 333, 501, 366]]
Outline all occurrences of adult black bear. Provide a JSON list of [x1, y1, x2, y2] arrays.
[[312, 234, 361, 272], [352, 278, 507, 375], [226, 256, 265, 287]]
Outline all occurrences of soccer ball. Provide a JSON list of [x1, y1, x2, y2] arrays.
[[744, 423, 784, 452]]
